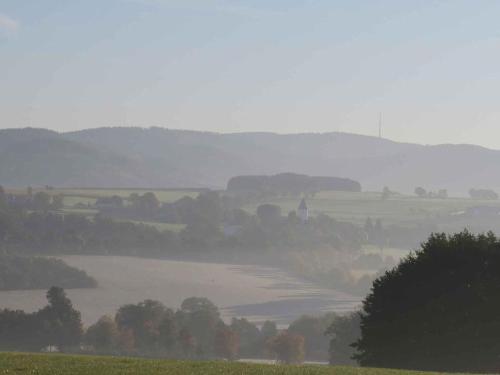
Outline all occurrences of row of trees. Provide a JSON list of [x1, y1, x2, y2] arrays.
[[0, 189, 365, 259], [3, 188, 64, 212], [414, 187, 448, 199], [2, 186, 434, 261], [469, 188, 498, 200], [414, 187, 499, 200], [0, 210, 177, 257], [84, 298, 349, 363], [0, 287, 357, 364], [84, 298, 276, 361]]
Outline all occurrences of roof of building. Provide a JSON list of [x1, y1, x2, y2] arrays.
[[298, 198, 307, 210]]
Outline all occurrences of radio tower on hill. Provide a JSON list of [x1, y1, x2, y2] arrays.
[[378, 112, 382, 139]]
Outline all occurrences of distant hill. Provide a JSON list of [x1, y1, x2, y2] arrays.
[[0, 128, 191, 187], [1, 126, 499, 194]]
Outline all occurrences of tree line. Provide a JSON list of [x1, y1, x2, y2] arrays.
[[0, 188, 363, 259], [2, 186, 431, 257], [0, 287, 355, 365]]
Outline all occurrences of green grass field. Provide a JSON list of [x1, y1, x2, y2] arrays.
[[18, 188, 201, 220], [9, 187, 500, 232], [0, 353, 456, 375], [56, 188, 200, 204], [4, 187, 199, 207], [243, 191, 500, 226], [121, 220, 186, 232]]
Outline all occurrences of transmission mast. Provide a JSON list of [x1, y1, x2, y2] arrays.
[[378, 112, 382, 138]]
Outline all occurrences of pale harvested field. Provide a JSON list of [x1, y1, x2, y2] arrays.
[[0, 256, 360, 326]]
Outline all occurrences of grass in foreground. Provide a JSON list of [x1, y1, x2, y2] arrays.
[[0, 353, 458, 375]]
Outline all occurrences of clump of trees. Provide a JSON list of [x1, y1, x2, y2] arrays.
[[381, 186, 392, 200], [414, 187, 448, 199], [0, 287, 83, 352], [0, 209, 177, 257], [267, 331, 305, 364], [88, 301, 336, 364], [5, 189, 64, 211], [288, 313, 336, 360], [354, 231, 500, 373], [0, 255, 96, 290], [469, 188, 498, 200], [85, 298, 307, 363], [227, 173, 362, 196]]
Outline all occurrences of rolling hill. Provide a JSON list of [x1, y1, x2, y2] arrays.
[[0, 126, 498, 194]]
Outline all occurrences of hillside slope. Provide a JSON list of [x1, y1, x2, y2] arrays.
[[66, 127, 500, 194], [1, 126, 499, 193], [0, 128, 191, 187]]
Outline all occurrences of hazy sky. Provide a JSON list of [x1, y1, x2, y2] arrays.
[[2, 0, 500, 147]]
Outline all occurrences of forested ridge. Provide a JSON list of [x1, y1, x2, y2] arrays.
[[3, 127, 500, 193]]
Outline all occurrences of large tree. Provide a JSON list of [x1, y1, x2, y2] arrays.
[[354, 231, 500, 373], [178, 297, 222, 358], [38, 286, 83, 351], [115, 300, 168, 352], [214, 323, 239, 360], [84, 315, 120, 353], [230, 318, 260, 358], [288, 313, 336, 361], [266, 331, 305, 364]]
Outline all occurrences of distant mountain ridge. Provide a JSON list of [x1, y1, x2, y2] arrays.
[[0, 126, 498, 194]]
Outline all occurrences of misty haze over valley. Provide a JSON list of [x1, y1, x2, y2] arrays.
[[4, 1, 500, 373]]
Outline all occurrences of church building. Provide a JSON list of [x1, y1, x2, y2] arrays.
[[298, 198, 308, 223]]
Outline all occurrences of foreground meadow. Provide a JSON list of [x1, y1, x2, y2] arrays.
[[0, 353, 460, 375]]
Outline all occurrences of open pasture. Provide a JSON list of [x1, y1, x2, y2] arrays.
[[119, 220, 186, 232], [242, 191, 500, 226], [55, 188, 200, 204], [8, 187, 500, 233], [4, 187, 200, 210]]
